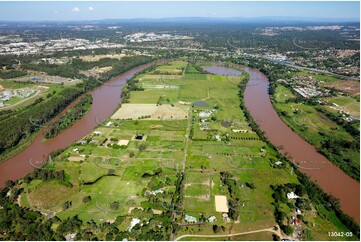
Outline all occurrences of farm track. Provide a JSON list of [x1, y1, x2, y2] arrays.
[[174, 225, 283, 241]]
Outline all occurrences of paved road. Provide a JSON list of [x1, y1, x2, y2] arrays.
[[0, 90, 41, 110]]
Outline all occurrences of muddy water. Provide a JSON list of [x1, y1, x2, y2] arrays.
[[202, 66, 243, 76], [204, 65, 360, 223], [0, 61, 159, 188]]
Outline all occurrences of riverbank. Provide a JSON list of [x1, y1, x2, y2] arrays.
[[271, 83, 359, 181], [241, 66, 359, 223], [0, 60, 161, 188], [44, 94, 93, 139], [0, 56, 154, 165], [203, 64, 359, 235]]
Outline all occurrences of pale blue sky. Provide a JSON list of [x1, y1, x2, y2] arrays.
[[0, 1, 359, 21]]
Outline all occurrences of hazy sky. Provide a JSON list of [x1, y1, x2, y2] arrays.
[[0, 1, 359, 21]]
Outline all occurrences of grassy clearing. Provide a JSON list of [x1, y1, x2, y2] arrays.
[[326, 96, 360, 116], [274, 85, 296, 103], [274, 102, 352, 146], [27, 179, 77, 210], [17, 61, 354, 239], [293, 71, 339, 83], [151, 61, 187, 75]]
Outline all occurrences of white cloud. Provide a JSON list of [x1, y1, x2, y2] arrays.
[[71, 7, 80, 12], [88, 6, 94, 11]]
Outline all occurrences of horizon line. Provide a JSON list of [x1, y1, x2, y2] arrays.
[[0, 16, 359, 23]]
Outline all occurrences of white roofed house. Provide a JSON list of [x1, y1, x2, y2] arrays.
[[185, 214, 197, 223], [207, 216, 217, 223], [287, 192, 299, 199], [126, 218, 141, 232]]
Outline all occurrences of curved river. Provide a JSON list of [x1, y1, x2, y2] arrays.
[[1, 62, 359, 223], [0, 61, 160, 188], [203, 65, 360, 223]]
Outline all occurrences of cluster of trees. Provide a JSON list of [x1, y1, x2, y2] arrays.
[[45, 94, 93, 139], [126, 212, 173, 240], [0, 55, 154, 156], [170, 171, 185, 233], [0, 181, 64, 240], [172, 172, 184, 202], [21, 168, 73, 189], [23, 62, 81, 79], [23, 168, 64, 182], [294, 169, 360, 238], [141, 168, 162, 178], [317, 133, 359, 180], [212, 224, 226, 233], [0, 86, 84, 154], [0, 202, 58, 240], [119, 60, 167, 105], [271, 183, 308, 235], [0, 70, 27, 79], [316, 106, 360, 139], [228, 59, 359, 238], [219, 171, 249, 220], [156, 95, 171, 105], [259, 60, 360, 181], [238, 56, 360, 182], [0, 163, 176, 240], [23, 55, 134, 79], [121, 78, 145, 103], [94, 56, 155, 87], [185, 63, 200, 74], [0, 56, 21, 69], [236, 71, 276, 150]]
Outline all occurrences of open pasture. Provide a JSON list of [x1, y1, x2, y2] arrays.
[[326, 96, 360, 116], [151, 61, 187, 75], [274, 102, 353, 146], [322, 79, 360, 94]]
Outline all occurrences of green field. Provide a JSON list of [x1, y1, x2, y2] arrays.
[[273, 83, 360, 180], [293, 71, 340, 82], [14, 61, 356, 240], [273, 85, 296, 103], [0, 80, 75, 110], [151, 61, 188, 75], [326, 96, 360, 116]]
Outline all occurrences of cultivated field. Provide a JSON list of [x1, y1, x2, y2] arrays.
[[111, 104, 189, 120], [322, 79, 360, 94], [17, 60, 353, 240]]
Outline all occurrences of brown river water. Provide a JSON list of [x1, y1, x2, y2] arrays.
[[204, 65, 360, 223], [0, 61, 159, 188], [0, 63, 359, 223]]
